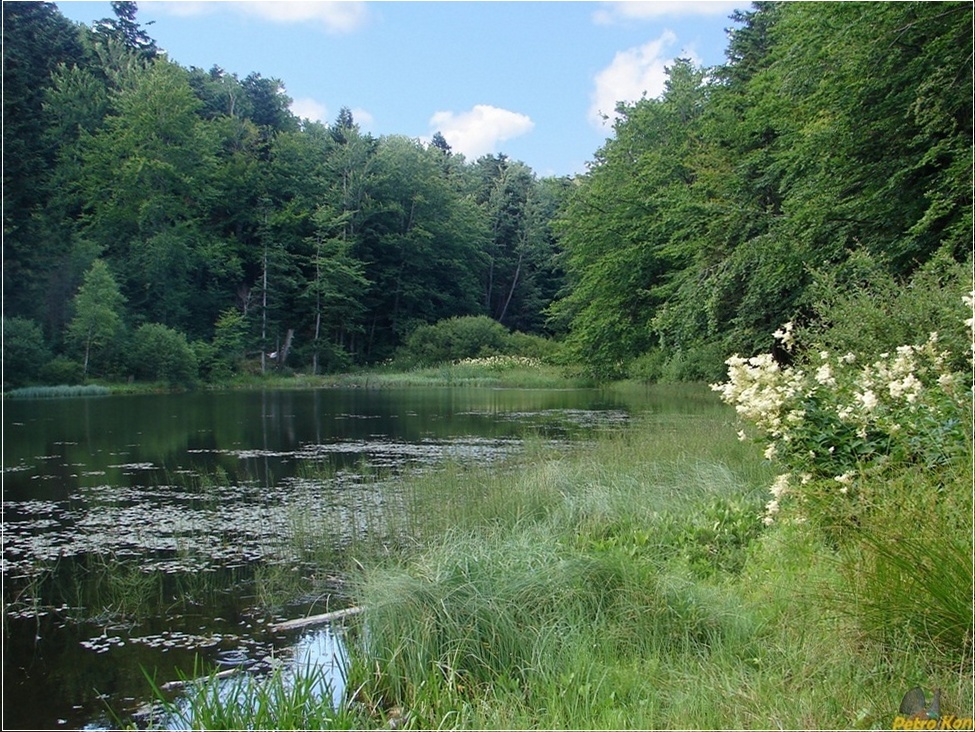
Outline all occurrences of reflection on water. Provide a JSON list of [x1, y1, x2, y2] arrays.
[[1, 385, 717, 729]]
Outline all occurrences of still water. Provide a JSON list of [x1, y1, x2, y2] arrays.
[[2, 386, 716, 729]]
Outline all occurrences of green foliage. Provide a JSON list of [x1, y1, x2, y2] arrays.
[[836, 463, 973, 661], [128, 322, 198, 386], [147, 664, 351, 731], [396, 315, 511, 367], [551, 2, 972, 381], [4, 1, 970, 386], [65, 259, 126, 377], [804, 250, 973, 372], [39, 356, 85, 385], [209, 308, 247, 380], [2, 316, 52, 387]]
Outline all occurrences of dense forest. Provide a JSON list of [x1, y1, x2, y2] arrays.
[[2, 1, 972, 388]]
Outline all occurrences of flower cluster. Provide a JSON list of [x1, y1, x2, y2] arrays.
[[712, 298, 973, 525], [454, 355, 542, 370]]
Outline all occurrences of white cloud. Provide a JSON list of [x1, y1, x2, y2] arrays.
[[152, 2, 216, 18], [290, 97, 328, 123], [350, 107, 375, 130], [590, 31, 694, 128], [428, 105, 534, 160], [593, 1, 742, 24], [154, 2, 371, 33], [235, 2, 370, 32]]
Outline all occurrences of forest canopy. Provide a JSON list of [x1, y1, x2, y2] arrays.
[[2, 1, 971, 387]]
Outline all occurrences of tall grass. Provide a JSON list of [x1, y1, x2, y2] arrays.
[[144, 664, 358, 730], [6, 383, 110, 398], [340, 405, 972, 729]]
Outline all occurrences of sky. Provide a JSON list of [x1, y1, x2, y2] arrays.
[[53, 1, 750, 177]]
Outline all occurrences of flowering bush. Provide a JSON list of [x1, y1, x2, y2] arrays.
[[712, 293, 974, 527], [454, 355, 542, 371]]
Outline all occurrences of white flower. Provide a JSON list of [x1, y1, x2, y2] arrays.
[[763, 497, 781, 525], [834, 472, 854, 485], [855, 390, 879, 412], [840, 352, 856, 364], [815, 363, 835, 386], [770, 473, 790, 499], [772, 321, 795, 351], [764, 443, 778, 460], [890, 373, 922, 402], [737, 429, 748, 442]]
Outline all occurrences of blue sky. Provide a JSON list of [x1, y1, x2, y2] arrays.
[[54, 1, 750, 177]]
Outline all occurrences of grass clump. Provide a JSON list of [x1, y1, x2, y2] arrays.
[[6, 383, 111, 398], [143, 664, 357, 731]]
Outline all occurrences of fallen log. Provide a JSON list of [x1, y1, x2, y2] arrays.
[[269, 605, 365, 632], [160, 667, 238, 691]]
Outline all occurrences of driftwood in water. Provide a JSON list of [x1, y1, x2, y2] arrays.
[[160, 667, 238, 691], [270, 605, 365, 632]]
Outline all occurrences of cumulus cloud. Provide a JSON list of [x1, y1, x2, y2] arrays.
[[429, 105, 534, 160], [593, 1, 742, 24], [350, 107, 375, 130], [154, 2, 371, 33], [290, 97, 329, 123], [590, 31, 692, 128]]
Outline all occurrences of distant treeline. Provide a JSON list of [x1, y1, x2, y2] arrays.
[[2, 1, 971, 387]]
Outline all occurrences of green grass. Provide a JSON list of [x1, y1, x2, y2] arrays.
[[140, 664, 359, 731]]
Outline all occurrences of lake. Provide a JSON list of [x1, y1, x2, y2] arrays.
[[2, 385, 719, 729]]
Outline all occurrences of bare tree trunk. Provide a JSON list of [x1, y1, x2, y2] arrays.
[[279, 328, 294, 366], [261, 238, 268, 374], [497, 249, 524, 326]]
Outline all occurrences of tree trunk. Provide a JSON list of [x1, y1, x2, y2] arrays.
[[279, 328, 294, 366]]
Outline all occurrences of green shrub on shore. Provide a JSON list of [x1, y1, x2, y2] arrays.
[[712, 292, 974, 667]]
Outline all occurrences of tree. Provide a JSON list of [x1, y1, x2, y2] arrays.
[[92, 1, 157, 59], [304, 208, 370, 373], [2, 317, 52, 387], [355, 135, 489, 361], [129, 322, 198, 386], [242, 72, 298, 134], [65, 259, 125, 377], [74, 59, 222, 333], [550, 60, 710, 378], [2, 2, 85, 319]]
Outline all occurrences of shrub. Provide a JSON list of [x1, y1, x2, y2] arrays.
[[129, 323, 198, 386], [505, 330, 562, 363], [39, 356, 84, 385], [712, 323, 971, 529], [2, 316, 51, 387], [396, 316, 511, 367], [712, 292, 974, 664], [805, 250, 972, 372]]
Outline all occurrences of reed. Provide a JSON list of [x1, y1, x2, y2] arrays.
[[6, 383, 111, 398], [141, 662, 357, 730]]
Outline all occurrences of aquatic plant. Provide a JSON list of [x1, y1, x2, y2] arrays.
[[6, 384, 111, 398]]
